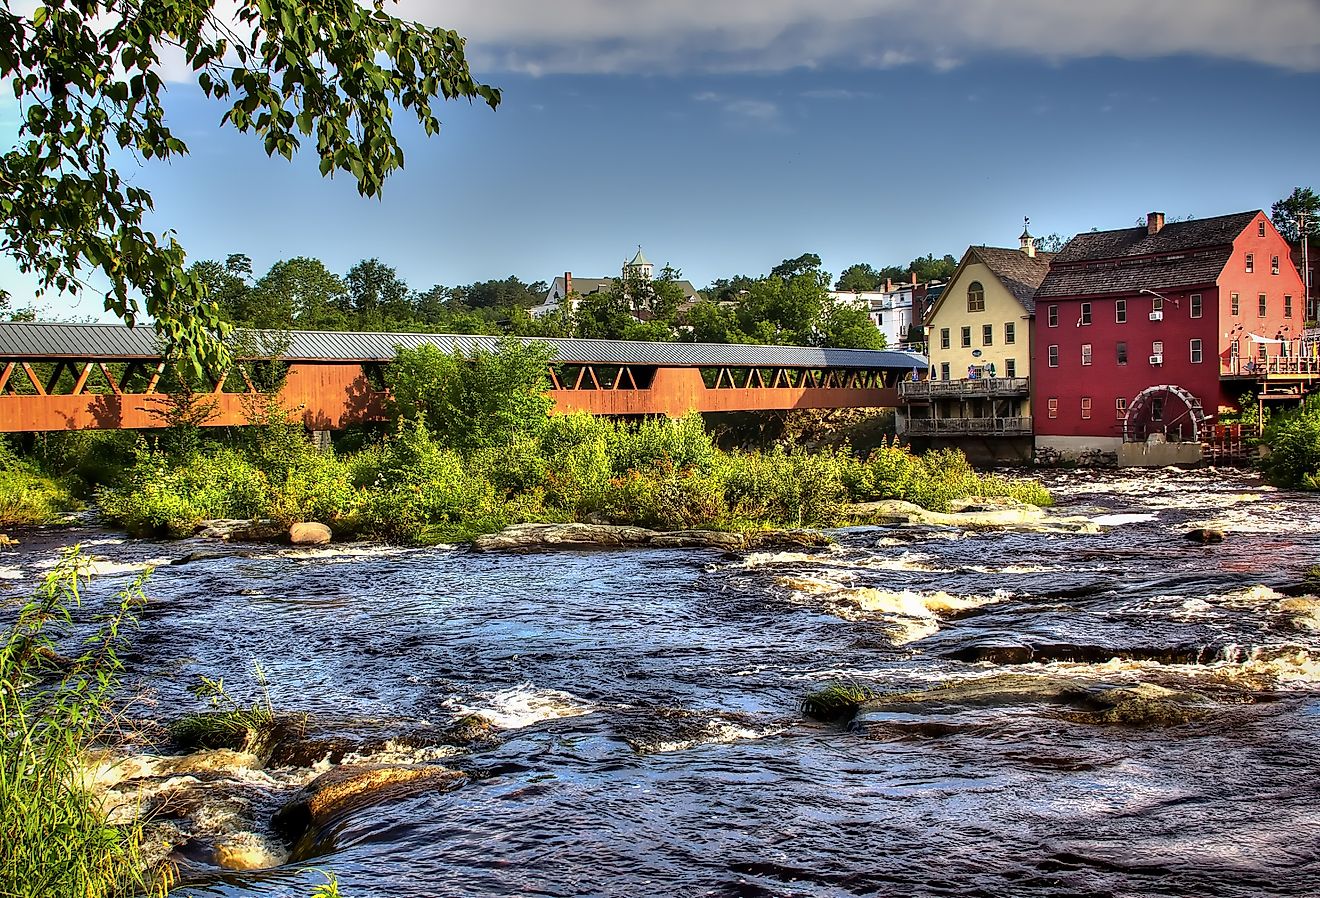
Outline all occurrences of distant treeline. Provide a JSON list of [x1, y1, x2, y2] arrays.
[[191, 252, 887, 350]]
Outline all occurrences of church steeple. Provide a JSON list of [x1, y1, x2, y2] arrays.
[[624, 245, 654, 281]]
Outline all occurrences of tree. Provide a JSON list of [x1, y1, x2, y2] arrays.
[[253, 257, 349, 330], [835, 263, 883, 293], [770, 253, 823, 281], [1036, 233, 1067, 254], [387, 339, 554, 450], [817, 299, 886, 350], [343, 259, 412, 328], [908, 253, 958, 283], [0, 1, 499, 369], [1272, 187, 1320, 243]]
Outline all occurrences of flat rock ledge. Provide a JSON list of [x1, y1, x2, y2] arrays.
[[842, 497, 1097, 533], [472, 522, 831, 552], [273, 764, 466, 851]]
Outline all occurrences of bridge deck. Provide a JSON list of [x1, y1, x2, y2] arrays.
[[0, 323, 927, 432]]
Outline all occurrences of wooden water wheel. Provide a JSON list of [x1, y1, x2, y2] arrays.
[[1123, 384, 1208, 443]]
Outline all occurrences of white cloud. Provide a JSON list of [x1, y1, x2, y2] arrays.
[[394, 0, 1320, 75], [694, 91, 784, 129]]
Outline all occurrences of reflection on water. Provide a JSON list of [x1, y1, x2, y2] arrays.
[[6, 467, 1320, 897]]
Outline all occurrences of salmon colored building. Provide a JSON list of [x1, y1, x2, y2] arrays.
[[1032, 210, 1314, 462]]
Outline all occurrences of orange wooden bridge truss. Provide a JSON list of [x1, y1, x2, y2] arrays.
[[0, 324, 927, 432]]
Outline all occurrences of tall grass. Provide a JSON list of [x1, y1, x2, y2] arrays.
[[0, 437, 75, 527], [0, 548, 169, 898]]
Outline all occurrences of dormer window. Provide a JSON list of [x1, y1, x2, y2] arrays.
[[967, 281, 985, 313]]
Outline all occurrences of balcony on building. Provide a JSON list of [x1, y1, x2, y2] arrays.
[[904, 415, 1034, 436], [898, 376, 1031, 403]]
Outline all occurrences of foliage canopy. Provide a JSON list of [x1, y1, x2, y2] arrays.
[[0, 0, 499, 369]]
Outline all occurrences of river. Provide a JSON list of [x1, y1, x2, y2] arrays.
[[6, 467, 1320, 897]]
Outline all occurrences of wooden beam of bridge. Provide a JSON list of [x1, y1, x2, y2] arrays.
[[0, 324, 926, 432]]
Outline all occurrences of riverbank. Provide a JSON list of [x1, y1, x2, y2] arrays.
[[2, 412, 1052, 544]]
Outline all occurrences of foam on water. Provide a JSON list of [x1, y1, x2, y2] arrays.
[[447, 682, 595, 729]]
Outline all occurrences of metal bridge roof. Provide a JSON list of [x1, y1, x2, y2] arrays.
[[0, 322, 928, 370]]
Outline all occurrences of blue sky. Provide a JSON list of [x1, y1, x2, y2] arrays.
[[4, 0, 1320, 318]]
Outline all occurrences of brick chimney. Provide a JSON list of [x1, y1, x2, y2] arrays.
[[911, 271, 917, 286], [885, 278, 893, 292], [564, 271, 572, 297], [1147, 212, 1165, 236]]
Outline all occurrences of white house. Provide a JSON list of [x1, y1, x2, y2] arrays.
[[529, 247, 700, 319]]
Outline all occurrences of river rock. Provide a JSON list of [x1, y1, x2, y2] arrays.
[[272, 764, 466, 844], [473, 522, 657, 551], [1185, 527, 1226, 544], [1065, 683, 1215, 726], [289, 522, 332, 546], [196, 519, 287, 542], [841, 497, 1048, 529], [648, 530, 747, 550]]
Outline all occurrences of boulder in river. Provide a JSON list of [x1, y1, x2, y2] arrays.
[[272, 763, 466, 849], [1184, 527, 1226, 544], [841, 497, 1048, 529], [289, 522, 332, 546]]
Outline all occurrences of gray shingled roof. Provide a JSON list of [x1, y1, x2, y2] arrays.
[[969, 246, 1054, 313], [0, 322, 927, 370], [1051, 211, 1259, 264], [1037, 211, 1259, 299]]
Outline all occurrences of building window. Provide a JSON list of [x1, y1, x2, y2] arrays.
[[1259, 220, 1266, 237], [1259, 293, 1267, 317], [1048, 398, 1058, 419], [1048, 345, 1059, 367], [1231, 292, 1240, 316], [1285, 295, 1293, 318], [982, 324, 993, 345], [940, 327, 950, 349], [1151, 396, 1165, 421], [1190, 293, 1202, 318], [961, 326, 971, 348], [1081, 343, 1093, 366], [1079, 302, 1092, 325], [1005, 322, 1016, 344], [1152, 340, 1164, 364], [1190, 338, 1203, 364], [940, 362, 950, 381], [1116, 341, 1128, 365], [1115, 299, 1127, 323], [1151, 295, 1164, 313], [1081, 397, 1092, 420], [1115, 397, 1128, 419], [1005, 358, 1016, 378], [1246, 253, 1254, 273], [967, 281, 985, 312], [1258, 343, 1267, 361], [1272, 255, 1280, 275], [1048, 305, 1059, 327]]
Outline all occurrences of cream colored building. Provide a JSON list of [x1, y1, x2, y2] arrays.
[[899, 227, 1051, 460]]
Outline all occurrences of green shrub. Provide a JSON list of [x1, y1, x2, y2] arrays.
[[1260, 398, 1320, 489], [98, 447, 266, 536], [609, 413, 717, 475], [388, 338, 554, 450], [721, 447, 847, 526], [356, 421, 503, 542]]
